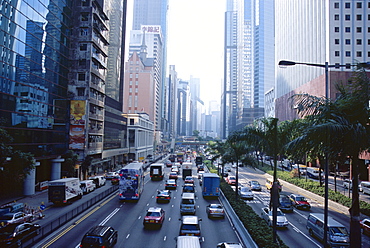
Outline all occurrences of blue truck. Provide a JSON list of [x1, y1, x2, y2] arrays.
[[202, 173, 220, 198]]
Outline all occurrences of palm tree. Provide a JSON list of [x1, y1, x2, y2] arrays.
[[235, 117, 282, 243], [288, 68, 370, 247]]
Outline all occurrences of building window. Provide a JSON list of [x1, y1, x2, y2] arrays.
[[368, 14, 370, 20], [368, 39, 370, 45], [78, 73, 86, 81], [346, 51, 351, 57], [129, 74, 132, 78], [81, 12, 89, 21], [80, 43, 87, 51], [77, 87, 85, 96], [135, 74, 138, 78], [357, 39, 362, 45], [129, 88, 132, 93], [334, 2, 339, 8], [345, 2, 350, 8], [345, 15, 350, 20], [357, 27, 362, 33], [345, 39, 351, 45], [335, 27, 340, 32], [357, 51, 362, 57], [335, 39, 339, 44], [357, 15, 362, 20], [334, 15, 339, 20], [368, 51, 370, 57], [80, 28, 88, 36], [79, 59, 86, 66], [129, 80, 132, 85], [335, 51, 340, 56], [357, 2, 362, 8], [368, 27, 370, 32], [345, 27, 351, 32]]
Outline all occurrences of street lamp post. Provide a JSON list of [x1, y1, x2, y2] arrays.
[[278, 60, 349, 247]]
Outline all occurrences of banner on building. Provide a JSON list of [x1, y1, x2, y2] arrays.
[[70, 100, 86, 125], [69, 125, 85, 150]]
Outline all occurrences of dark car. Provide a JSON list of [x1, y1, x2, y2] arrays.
[[289, 194, 311, 210], [184, 176, 194, 184], [80, 226, 118, 248], [182, 183, 195, 193], [156, 190, 171, 203], [111, 176, 119, 185], [165, 179, 177, 190], [143, 207, 165, 229], [0, 222, 40, 246], [279, 194, 293, 213]]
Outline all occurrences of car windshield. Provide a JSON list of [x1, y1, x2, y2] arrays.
[[209, 204, 222, 208], [167, 180, 175, 184], [146, 212, 160, 217], [182, 199, 194, 204], [241, 187, 251, 192], [329, 227, 349, 236], [280, 196, 290, 202], [181, 224, 198, 230], [229, 177, 236, 180], [83, 236, 102, 244], [296, 196, 306, 201], [251, 181, 259, 185]]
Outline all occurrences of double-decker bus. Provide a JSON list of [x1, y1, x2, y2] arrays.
[[118, 162, 145, 201]]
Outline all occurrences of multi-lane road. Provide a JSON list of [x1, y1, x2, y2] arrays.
[[35, 163, 241, 248], [31, 159, 370, 248], [232, 165, 370, 248]]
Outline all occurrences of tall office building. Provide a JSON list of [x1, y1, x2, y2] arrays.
[[0, 1, 72, 183], [177, 80, 191, 136], [222, 0, 274, 138], [168, 65, 178, 140], [102, 0, 129, 167], [275, 0, 370, 121], [131, 0, 169, 140]]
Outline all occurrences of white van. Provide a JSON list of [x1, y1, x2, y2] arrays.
[[306, 213, 349, 247], [306, 167, 322, 179], [88, 175, 106, 188], [176, 236, 201, 248], [361, 181, 370, 194], [180, 193, 196, 215], [80, 180, 96, 194]]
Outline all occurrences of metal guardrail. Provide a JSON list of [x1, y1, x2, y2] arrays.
[[219, 189, 259, 248], [21, 186, 118, 248]]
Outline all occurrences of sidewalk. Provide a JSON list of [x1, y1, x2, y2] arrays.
[[0, 190, 51, 210]]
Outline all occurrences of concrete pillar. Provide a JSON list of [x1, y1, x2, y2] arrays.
[[51, 158, 65, 181], [23, 162, 40, 196]]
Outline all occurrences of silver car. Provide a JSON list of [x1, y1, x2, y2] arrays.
[[260, 207, 289, 228], [206, 204, 225, 218], [248, 180, 262, 191], [238, 187, 254, 200]]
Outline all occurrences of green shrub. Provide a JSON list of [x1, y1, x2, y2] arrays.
[[260, 163, 370, 216], [220, 181, 289, 248]]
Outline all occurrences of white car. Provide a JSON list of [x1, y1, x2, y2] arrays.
[[260, 207, 288, 228], [238, 187, 254, 200], [217, 242, 243, 248]]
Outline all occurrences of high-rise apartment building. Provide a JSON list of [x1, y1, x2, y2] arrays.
[[275, 0, 370, 121], [131, 0, 169, 141], [168, 65, 178, 140]]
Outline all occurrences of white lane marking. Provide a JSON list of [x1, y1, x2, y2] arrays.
[[164, 236, 167, 241], [99, 208, 120, 226], [147, 203, 149, 206], [126, 234, 130, 239], [168, 217, 171, 221], [288, 222, 321, 247], [138, 216, 142, 219]]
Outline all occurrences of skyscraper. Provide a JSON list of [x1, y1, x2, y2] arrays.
[[275, 0, 370, 121], [131, 0, 169, 140]]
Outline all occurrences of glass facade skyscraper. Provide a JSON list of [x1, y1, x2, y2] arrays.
[[0, 0, 72, 161]]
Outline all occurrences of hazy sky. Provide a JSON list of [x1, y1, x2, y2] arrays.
[[167, 0, 225, 106], [126, 0, 225, 106]]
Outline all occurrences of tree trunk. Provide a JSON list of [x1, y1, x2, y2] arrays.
[[349, 157, 361, 248]]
